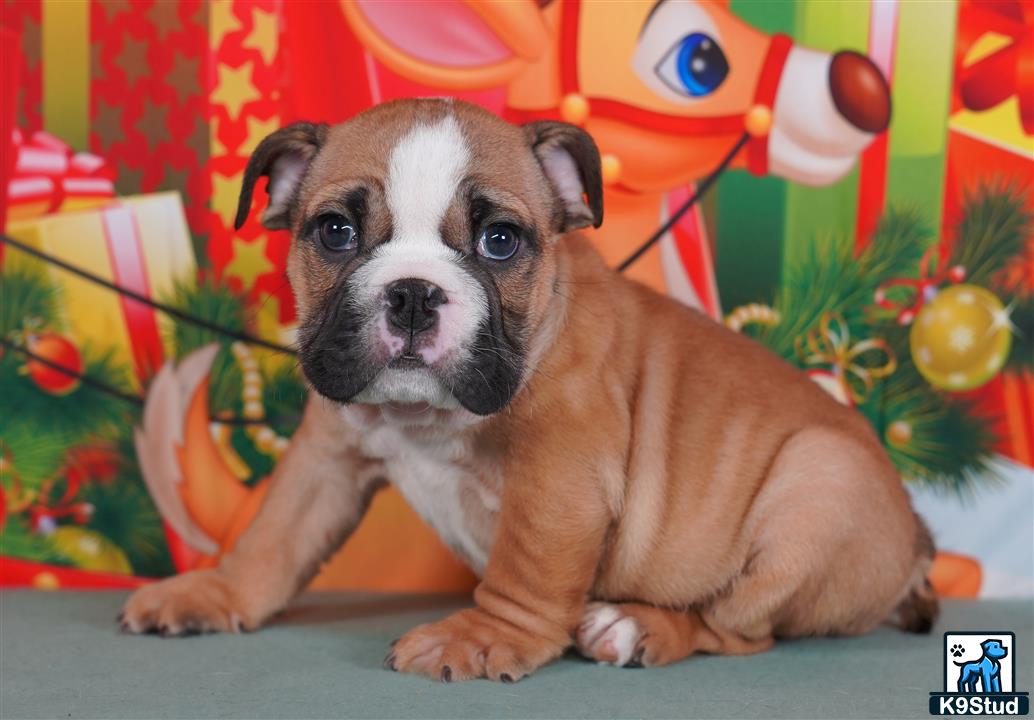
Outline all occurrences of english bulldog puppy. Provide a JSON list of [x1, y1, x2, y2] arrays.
[[120, 98, 937, 681]]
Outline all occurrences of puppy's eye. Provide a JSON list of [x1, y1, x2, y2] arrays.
[[318, 215, 358, 252], [476, 224, 520, 261]]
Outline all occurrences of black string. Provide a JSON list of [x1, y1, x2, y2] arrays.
[[0, 234, 297, 356], [617, 132, 750, 272], [0, 336, 296, 426], [1, 336, 144, 407], [2, 132, 746, 420]]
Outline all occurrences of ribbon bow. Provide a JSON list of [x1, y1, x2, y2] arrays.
[[873, 246, 966, 325], [6, 129, 116, 223], [796, 313, 897, 405], [954, 0, 1033, 135]]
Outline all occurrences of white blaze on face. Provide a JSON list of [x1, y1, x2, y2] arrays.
[[350, 114, 489, 371], [768, 46, 875, 186]]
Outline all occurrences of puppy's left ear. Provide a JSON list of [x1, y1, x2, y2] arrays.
[[234, 121, 328, 231], [524, 121, 603, 231]]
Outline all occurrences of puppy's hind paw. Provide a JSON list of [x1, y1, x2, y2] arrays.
[[575, 603, 644, 667]]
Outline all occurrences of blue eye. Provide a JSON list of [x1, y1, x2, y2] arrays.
[[657, 32, 728, 98], [476, 224, 520, 261]]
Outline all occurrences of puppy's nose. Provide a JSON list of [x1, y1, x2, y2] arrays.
[[828, 51, 891, 134], [385, 278, 446, 334]]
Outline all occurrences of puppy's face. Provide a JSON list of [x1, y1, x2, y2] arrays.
[[235, 100, 602, 415]]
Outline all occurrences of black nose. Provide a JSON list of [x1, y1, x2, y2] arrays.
[[385, 278, 446, 334]]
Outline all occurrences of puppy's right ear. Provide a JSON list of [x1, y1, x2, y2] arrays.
[[524, 120, 603, 232], [234, 122, 328, 231]]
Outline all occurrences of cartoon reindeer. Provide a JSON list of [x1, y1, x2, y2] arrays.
[[341, 0, 891, 310]]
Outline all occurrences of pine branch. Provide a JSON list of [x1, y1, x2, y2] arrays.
[[0, 265, 60, 337], [263, 362, 306, 437], [756, 207, 933, 361], [76, 430, 175, 577], [1006, 294, 1033, 371], [0, 515, 64, 565], [0, 346, 136, 485], [161, 275, 247, 412], [950, 183, 1032, 291], [859, 353, 999, 496]]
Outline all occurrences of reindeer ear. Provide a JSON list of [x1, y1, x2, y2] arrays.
[[524, 121, 603, 232], [341, 0, 548, 90], [234, 122, 328, 231]]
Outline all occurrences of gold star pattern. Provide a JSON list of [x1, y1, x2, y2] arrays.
[[210, 0, 243, 42], [90, 41, 107, 84], [136, 102, 171, 151], [184, 113, 209, 160], [211, 126, 230, 159], [116, 34, 150, 87], [223, 235, 275, 290], [96, 0, 131, 21], [165, 54, 200, 99], [243, 115, 279, 155], [211, 170, 243, 226], [148, 0, 182, 42], [245, 8, 279, 66], [92, 98, 124, 152], [211, 62, 260, 121], [115, 166, 143, 196], [20, 14, 40, 72]]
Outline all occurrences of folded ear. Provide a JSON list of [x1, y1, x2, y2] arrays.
[[234, 122, 328, 231], [524, 121, 603, 232]]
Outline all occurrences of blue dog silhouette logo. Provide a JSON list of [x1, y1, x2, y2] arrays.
[[930, 631, 1029, 716], [955, 639, 1008, 693]]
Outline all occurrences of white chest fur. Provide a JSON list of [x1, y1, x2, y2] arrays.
[[347, 410, 499, 574]]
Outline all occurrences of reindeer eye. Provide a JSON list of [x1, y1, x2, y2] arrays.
[[318, 215, 358, 251], [656, 33, 728, 98]]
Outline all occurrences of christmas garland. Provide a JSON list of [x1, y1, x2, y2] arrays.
[[732, 185, 1032, 494]]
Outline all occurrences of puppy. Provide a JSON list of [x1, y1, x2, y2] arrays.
[[120, 98, 937, 681]]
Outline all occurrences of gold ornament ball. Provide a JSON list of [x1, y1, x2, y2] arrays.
[[601, 154, 622, 186], [886, 420, 913, 448], [33, 571, 60, 591], [744, 104, 773, 137], [560, 93, 590, 125], [909, 284, 1011, 392]]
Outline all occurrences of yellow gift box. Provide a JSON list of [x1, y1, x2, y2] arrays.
[[5, 193, 197, 387]]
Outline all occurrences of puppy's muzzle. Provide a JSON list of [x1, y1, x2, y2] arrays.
[[385, 278, 446, 346]]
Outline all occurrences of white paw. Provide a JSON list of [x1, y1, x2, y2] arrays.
[[576, 603, 642, 666]]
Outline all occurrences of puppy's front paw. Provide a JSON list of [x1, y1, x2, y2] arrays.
[[119, 569, 249, 637], [387, 608, 562, 682]]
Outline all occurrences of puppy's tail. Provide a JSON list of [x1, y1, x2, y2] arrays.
[[894, 512, 939, 634]]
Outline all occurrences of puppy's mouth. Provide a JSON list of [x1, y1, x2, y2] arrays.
[[299, 321, 523, 417], [388, 352, 428, 369]]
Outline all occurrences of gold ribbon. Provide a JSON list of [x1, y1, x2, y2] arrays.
[[42, 0, 89, 150], [796, 313, 896, 404]]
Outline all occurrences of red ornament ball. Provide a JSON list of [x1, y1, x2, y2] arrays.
[[24, 333, 83, 395]]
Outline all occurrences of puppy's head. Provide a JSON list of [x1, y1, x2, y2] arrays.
[[235, 99, 602, 416]]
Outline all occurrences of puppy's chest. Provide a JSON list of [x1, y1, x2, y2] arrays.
[[359, 424, 500, 574]]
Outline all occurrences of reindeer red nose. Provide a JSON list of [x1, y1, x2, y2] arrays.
[[828, 51, 891, 134]]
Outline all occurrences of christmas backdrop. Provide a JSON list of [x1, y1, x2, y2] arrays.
[[0, 0, 1031, 599]]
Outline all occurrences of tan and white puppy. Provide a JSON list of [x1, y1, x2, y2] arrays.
[[120, 99, 937, 682]]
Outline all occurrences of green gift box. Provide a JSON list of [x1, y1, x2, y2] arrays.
[[715, 0, 958, 311]]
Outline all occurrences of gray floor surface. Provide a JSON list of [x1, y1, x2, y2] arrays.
[[1, 591, 1031, 719]]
